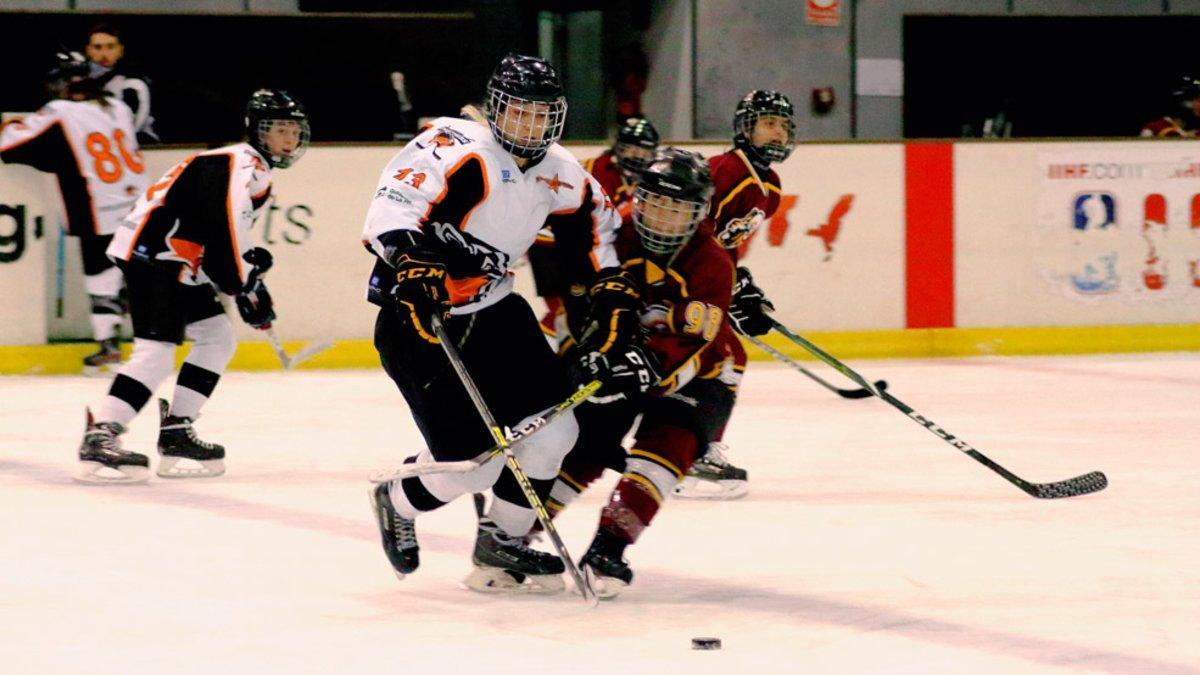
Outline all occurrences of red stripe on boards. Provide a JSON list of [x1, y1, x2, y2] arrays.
[[904, 143, 955, 328]]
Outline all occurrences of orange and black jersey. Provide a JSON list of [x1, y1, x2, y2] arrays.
[[109, 142, 272, 295], [0, 98, 146, 236], [615, 224, 736, 396], [704, 148, 782, 257]]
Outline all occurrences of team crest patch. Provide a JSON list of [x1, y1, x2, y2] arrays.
[[416, 126, 473, 159], [536, 174, 574, 193]]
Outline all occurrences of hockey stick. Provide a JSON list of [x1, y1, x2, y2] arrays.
[[429, 313, 598, 604], [745, 333, 886, 399], [770, 320, 1108, 499], [367, 379, 600, 481], [263, 327, 334, 371]]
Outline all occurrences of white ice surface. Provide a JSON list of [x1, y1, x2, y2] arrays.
[[1, 353, 1198, 674]]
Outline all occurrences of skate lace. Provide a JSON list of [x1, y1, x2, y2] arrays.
[[163, 417, 218, 451], [703, 442, 731, 467], [87, 422, 125, 453], [394, 518, 418, 549]]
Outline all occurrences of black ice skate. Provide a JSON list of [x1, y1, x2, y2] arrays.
[[673, 441, 749, 500], [156, 399, 226, 478], [74, 409, 149, 485], [461, 516, 565, 595], [580, 528, 633, 599], [369, 482, 419, 579], [82, 338, 121, 375]]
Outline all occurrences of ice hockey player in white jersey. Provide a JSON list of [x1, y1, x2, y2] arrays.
[[74, 89, 310, 485], [0, 51, 149, 372], [364, 54, 648, 594]]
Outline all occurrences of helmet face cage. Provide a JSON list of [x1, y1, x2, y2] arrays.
[[486, 88, 567, 160], [736, 110, 796, 164], [253, 118, 311, 169], [46, 51, 94, 99], [633, 186, 709, 256]]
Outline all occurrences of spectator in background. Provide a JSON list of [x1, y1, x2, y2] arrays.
[[85, 23, 160, 143], [1141, 76, 1200, 138]]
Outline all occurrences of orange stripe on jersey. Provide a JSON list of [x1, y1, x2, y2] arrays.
[[422, 152, 489, 231], [447, 275, 488, 305], [168, 237, 204, 276]]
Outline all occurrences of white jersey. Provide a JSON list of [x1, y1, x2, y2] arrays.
[[109, 143, 272, 294], [0, 98, 148, 236], [363, 116, 621, 315]]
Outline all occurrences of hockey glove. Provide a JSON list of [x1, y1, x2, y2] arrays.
[[728, 266, 775, 337], [577, 268, 644, 353], [573, 344, 662, 404], [236, 277, 275, 330], [390, 249, 450, 342]]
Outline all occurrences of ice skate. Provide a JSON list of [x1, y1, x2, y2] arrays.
[[580, 528, 632, 599], [369, 482, 419, 579], [82, 338, 121, 376], [155, 399, 225, 478], [74, 409, 149, 485], [461, 516, 565, 595], [673, 441, 748, 500]]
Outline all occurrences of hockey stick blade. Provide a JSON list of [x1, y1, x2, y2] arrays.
[[835, 379, 888, 399], [285, 338, 334, 369], [368, 380, 602, 482], [771, 320, 1108, 500], [1024, 471, 1108, 499]]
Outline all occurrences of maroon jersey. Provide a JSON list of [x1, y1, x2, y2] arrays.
[[1141, 116, 1196, 138], [703, 149, 782, 256], [616, 225, 735, 396], [583, 150, 637, 222]]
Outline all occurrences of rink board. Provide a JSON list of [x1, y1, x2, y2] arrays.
[[2, 138, 1199, 371]]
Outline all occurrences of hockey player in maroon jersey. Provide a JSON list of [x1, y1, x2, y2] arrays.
[[672, 90, 795, 499], [1141, 76, 1200, 138], [528, 117, 659, 343], [0, 51, 148, 372], [73, 90, 309, 484], [530, 146, 739, 597]]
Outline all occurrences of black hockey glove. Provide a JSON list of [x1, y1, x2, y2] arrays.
[[573, 344, 662, 404], [728, 266, 775, 337], [236, 276, 275, 330], [576, 268, 644, 353], [242, 247, 273, 275], [390, 248, 450, 342]]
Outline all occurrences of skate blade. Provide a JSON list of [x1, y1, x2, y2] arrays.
[[73, 461, 149, 485], [81, 363, 119, 378], [156, 456, 225, 479], [672, 476, 748, 500], [585, 573, 627, 600], [461, 567, 565, 595]]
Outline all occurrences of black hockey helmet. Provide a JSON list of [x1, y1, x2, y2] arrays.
[[46, 50, 100, 100], [613, 116, 660, 180], [1171, 76, 1200, 107], [485, 53, 567, 162], [633, 147, 714, 256], [245, 89, 310, 169], [733, 89, 796, 165]]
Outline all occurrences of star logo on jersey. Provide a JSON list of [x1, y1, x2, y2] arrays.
[[536, 174, 574, 193]]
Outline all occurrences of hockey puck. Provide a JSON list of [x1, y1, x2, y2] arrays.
[[691, 637, 722, 650]]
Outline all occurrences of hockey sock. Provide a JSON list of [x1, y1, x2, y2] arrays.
[[171, 315, 235, 419], [600, 425, 698, 543], [84, 266, 125, 341], [96, 338, 176, 427]]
